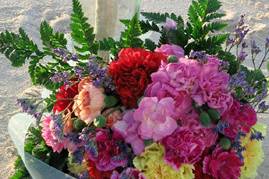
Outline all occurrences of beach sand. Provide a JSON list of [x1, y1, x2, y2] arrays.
[[0, 0, 268, 178]]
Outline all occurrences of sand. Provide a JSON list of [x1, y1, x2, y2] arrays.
[[0, 0, 268, 178]]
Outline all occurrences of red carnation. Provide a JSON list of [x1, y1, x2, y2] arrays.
[[53, 82, 78, 113], [109, 48, 166, 108]]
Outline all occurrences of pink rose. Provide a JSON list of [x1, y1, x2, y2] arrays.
[[155, 44, 184, 59]]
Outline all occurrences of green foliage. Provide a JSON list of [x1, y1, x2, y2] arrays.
[[144, 39, 157, 51], [141, 0, 227, 55], [141, 12, 177, 23], [185, 0, 227, 54], [40, 21, 67, 55], [217, 51, 239, 74], [0, 28, 40, 67], [140, 20, 160, 33], [9, 156, 30, 179], [120, 13, 143, 48], [71, 0, 98, 59]]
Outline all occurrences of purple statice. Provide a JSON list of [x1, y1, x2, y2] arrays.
[[74, 66, 84, 79], [255, 82, 268, 103], [189, 50, 208, 63], [266, 37, 269, 49], [250, 129, 264, 141], [17, 98, 42, 120], [234, 15, 249, 45], [229, 70, 248, 89], [258, 101, 269, 112], [50, 71, 70, 84], [70, 148, 85, 164], [54, 48, 78, 62], [214, 122, 229, 134], [51, 114, 65, 140], [232, 132, 246, 161], [226, 36, 235, 46], [238, 50, 248, 61], [219, 60, 230, 71], [250, 40, 261, 55], [87, 59, 115, 92]]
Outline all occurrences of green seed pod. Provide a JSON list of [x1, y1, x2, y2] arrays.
[[168, 55, 178, 63], [73, 119, 86, 132], [219, 137, 231, 150], [94, 115, 106, 128], [207, 109, 220, 122], [199, 112, 211, 127]]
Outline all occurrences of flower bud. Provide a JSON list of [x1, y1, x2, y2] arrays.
[[168, 55, 178, 63], [200, 112, 211, 127], [219, 137, 231, 150]]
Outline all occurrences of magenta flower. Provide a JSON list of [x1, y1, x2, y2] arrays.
[[203, 147, 242, 179], [179, 110, 218, 147], [112, 111, 145, 155], [221, 100, 257, 139], [133, 97, 178, 141], [146, 58, 201, 97], [155, 44, 184, 59], [111, 168, 145, 179], [193, 56, 233, 113], [162, 127, 205, 169]]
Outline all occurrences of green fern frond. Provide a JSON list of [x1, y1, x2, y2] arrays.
[[0, 28, 40, 67], [40, 21, 67, 55], [141, 12, 178, 23], [71, 0, 97, 59], [140, 20, 160, 33], [120, 13, 143, 48]]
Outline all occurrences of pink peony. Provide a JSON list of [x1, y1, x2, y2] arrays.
[[203, 147, 242, 179], [42, 116, 66, 153], [193, 56, 233, 113], [155, 44, 185, 59], [221, 100, 257, 139], [112, 111, 145, 155], [162, 127, 205, 169], [133, 97, 178, 141], [73, 77, 105, 124]]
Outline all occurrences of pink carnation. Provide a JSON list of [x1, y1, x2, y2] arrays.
[[146, 58, 201, 97], [193, 56, 233, 113], [203, 147, 242, 179], [179, 110, 218, 148], [221, 100, 257, 139], [162, 127, 205, 169], [133, 97, 178, 141], [112, 111, 145, 155], [155, 44, 184, 59], [41, 116, 66, 153]]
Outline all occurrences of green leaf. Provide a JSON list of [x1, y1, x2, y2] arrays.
[[140, 20, 160, 33], [40, 21, 67, 54], [71, 0, 97, 59], [217, 51, 239, 75], [94, 115, 106, 128], [0, 28, 40, 67], [104, 95, 119, 108], [141, 12, 173, 23], [144, 39, 157, 51], [120, 13, 143, 48]]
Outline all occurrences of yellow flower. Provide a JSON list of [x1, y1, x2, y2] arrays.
[[240, 123, 267, 179], [133, 143, 194, 179]]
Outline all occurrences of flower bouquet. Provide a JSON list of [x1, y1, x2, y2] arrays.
[[1, 0, 269, 179]]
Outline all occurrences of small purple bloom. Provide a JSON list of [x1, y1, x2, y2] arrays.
[[238, 50, 248, 61], [251, 40, 261, 55], [164, 18, 177, 30], [50, 71, 70, 84], [190, 51, 208, 63], [258, 101, 269, 112]]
